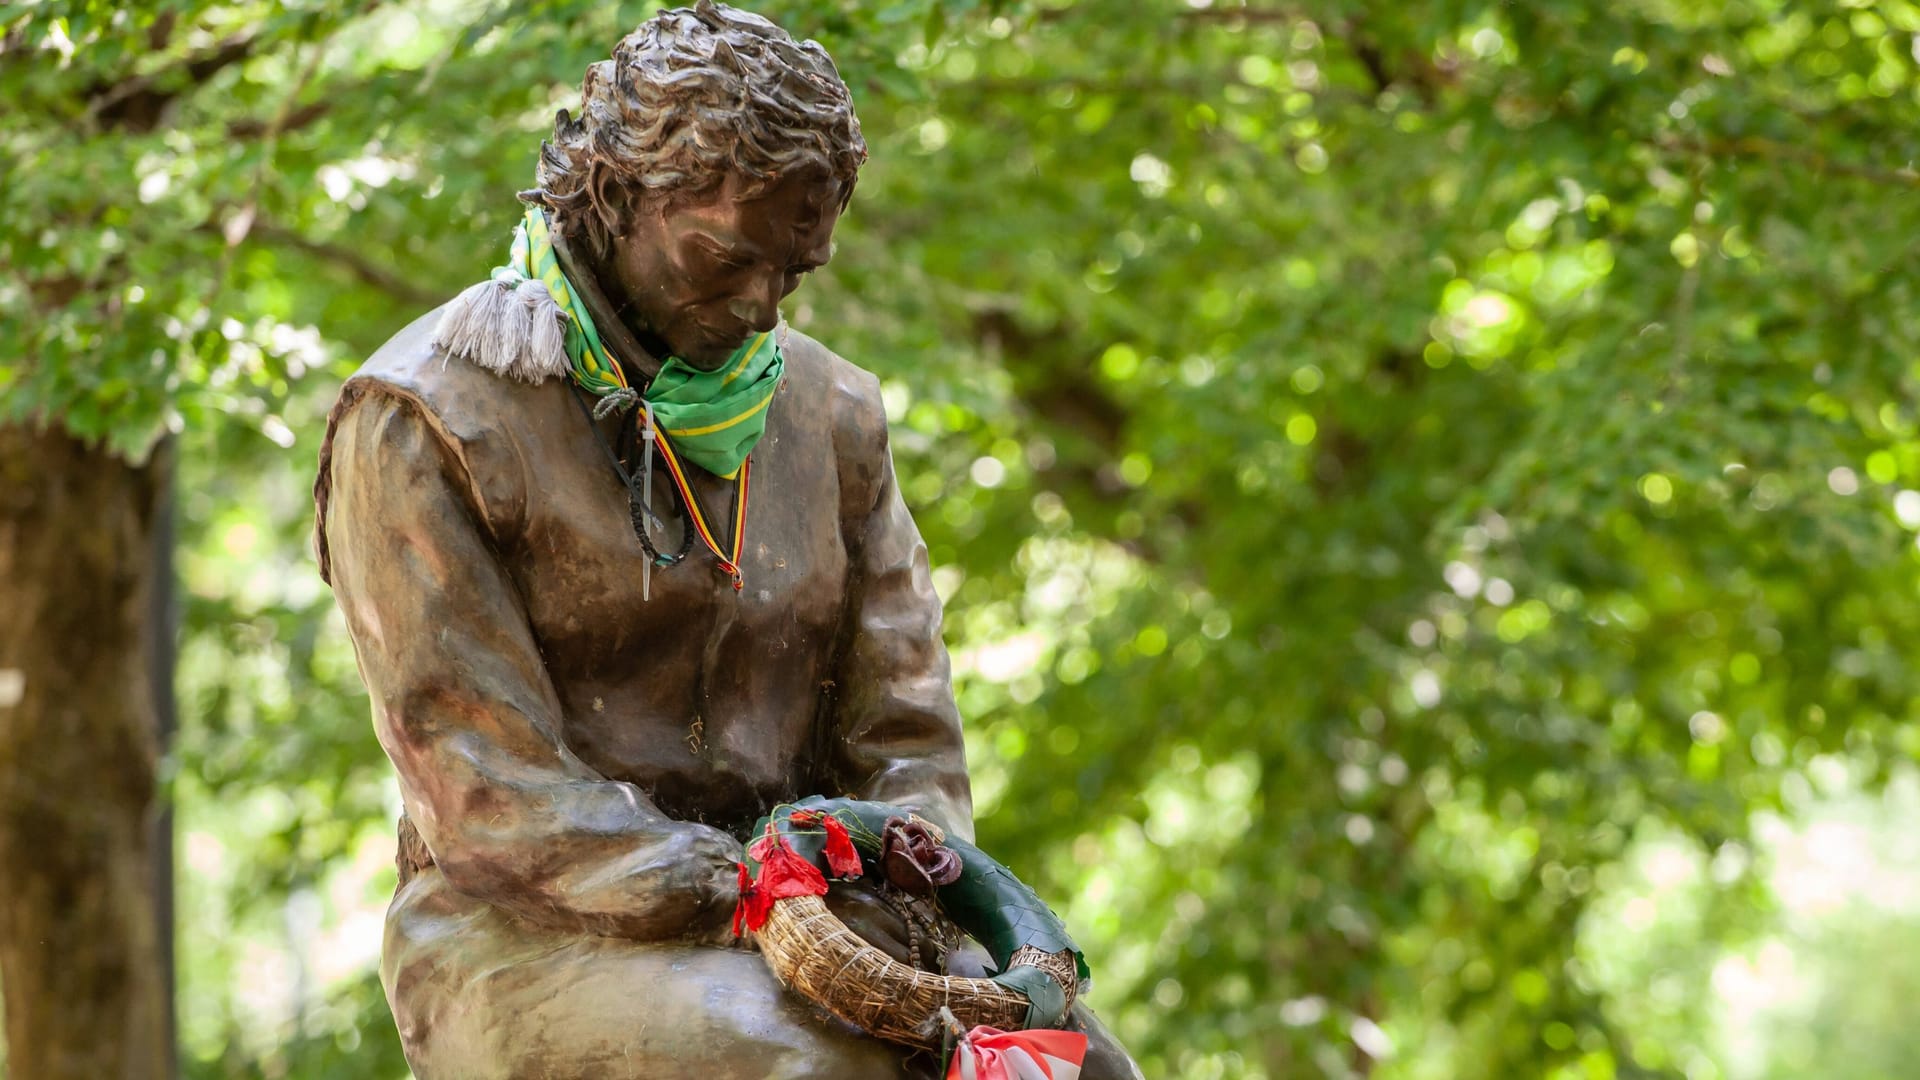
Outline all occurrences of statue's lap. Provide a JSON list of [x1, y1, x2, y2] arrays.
[[381, 868, 917, 1080]]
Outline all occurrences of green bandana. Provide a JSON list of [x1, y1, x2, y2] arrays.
[[494, 207, 783, 479]]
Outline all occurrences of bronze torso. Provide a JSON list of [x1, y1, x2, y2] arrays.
[[319, 305, 973, 908], [336, 320, 913, 833]]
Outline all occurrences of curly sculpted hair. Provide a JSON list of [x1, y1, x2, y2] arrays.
[[522, 1, 867, 244]]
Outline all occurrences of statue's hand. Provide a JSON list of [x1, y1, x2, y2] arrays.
[[822, 880, 915, 964], [670, 822, 752, 947], [825, 876, 952, 968]]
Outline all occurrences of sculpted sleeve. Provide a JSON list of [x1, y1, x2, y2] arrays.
[[320, 387, 739, 939], [829, 428, 976, 843]]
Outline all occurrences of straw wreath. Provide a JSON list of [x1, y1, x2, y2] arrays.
[[738, 799, 1087, 1050]]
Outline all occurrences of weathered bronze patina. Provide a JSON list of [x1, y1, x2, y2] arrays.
[[315, 3, 1138, 1076]]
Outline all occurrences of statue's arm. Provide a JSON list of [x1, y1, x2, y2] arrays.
[[827, 421, 976, 843], [321, 388, 738, 940]]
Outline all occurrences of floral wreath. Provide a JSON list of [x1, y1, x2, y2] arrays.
[[735, 796, 1092, 1068]]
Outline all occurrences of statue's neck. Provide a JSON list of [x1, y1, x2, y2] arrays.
[[549, 225, 665, 383]]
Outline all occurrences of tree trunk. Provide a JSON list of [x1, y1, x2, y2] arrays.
[[0, 424, 171, 1080]]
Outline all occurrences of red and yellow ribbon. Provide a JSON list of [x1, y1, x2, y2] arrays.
[[649, 416, 751, 590]]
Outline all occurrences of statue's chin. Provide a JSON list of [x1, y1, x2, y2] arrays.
[[668, 328, 748, 371]]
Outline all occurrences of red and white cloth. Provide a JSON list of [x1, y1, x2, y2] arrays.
[[946, 1026, 1089, 1080]]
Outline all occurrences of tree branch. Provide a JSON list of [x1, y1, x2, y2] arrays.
[[1037, 5, 1302, 27], [84, 31, 261, 133], [1665, 132, 1920, 189], [244, 221, 442, 307], [226, 101, 331, 140]]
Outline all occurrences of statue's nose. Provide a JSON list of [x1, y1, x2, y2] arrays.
[[728, 275, 783, 335]]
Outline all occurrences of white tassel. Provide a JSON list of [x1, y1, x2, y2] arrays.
[[526, 291, 569, 379], [431, 277, 571, 384], [433, 280, 501, 364], [514, 278, 569, 380], [493, 279, 533, 373]]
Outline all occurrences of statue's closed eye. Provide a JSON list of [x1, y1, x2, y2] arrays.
[[693, 235, 754, 270]]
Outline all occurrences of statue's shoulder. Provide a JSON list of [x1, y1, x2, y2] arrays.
[[335, 300, 559, 447], [778, 327, 889, 451], [777, 328, 896, 516], [354, 302, 451, 386], [316, 301, 555, 582]]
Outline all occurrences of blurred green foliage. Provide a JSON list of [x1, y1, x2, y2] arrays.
[[5, 0, 1920, 1077]]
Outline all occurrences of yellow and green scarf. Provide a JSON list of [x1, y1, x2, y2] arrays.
[[494, 207, 783, 480]]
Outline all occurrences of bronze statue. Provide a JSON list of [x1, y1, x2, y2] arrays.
[[313, 3, 1139, 1076]]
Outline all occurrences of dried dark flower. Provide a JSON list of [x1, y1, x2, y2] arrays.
[[880, 815, 962, 895]]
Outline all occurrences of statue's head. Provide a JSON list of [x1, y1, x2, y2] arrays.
[[524, 1, 866, 369]]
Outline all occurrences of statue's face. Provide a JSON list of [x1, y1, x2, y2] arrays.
[[602, 170, 845, 370]]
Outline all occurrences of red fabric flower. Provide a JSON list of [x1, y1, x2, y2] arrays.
[[760, 836, 829, 899], [777, 809, 863, 879], [819, 814, 864, 879], [737, 825, 829, 934], [732, 861, 768, 937]]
